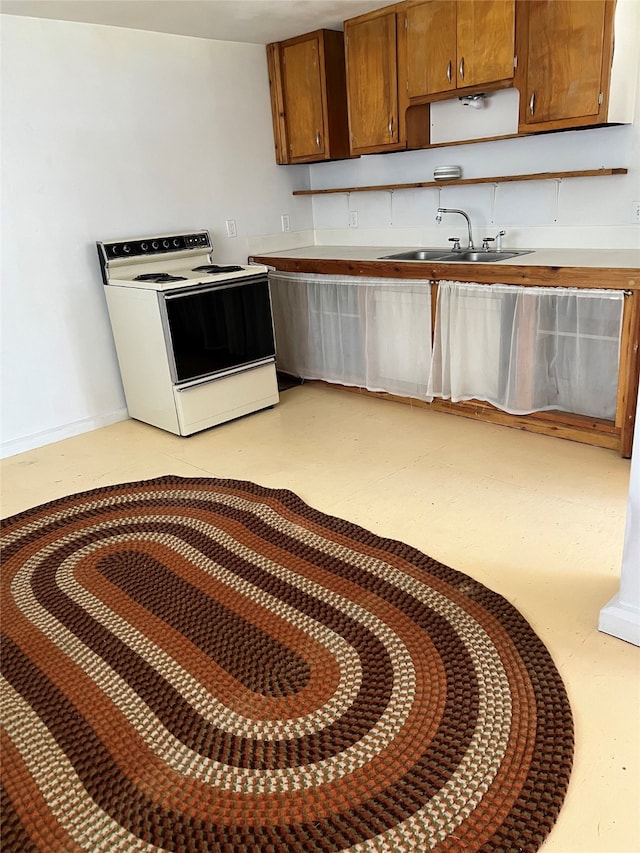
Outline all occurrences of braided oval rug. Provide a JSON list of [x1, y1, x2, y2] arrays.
[[1, 475, 573, 853]]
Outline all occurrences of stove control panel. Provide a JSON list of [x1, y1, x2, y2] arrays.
[[98, 231, 211, 261]]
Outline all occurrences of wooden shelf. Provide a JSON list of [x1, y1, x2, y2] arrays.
[[292, 168, 628, 196]]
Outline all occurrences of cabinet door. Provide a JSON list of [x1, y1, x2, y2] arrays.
[[345, 10, 401, 154], [266, 30, 351, 165], [456, 0, 515, 88], [281, 36, 326, 161], [520, 0, 609, 127], [405, 0, 514, 99], [406, 1, 457, 97]]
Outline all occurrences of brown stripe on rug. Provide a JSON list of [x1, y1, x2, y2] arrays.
[[1, 475, 573, 852]]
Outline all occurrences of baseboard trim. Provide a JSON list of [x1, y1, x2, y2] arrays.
[[598, 594, 640, 647], [1, 409, 129, 459]]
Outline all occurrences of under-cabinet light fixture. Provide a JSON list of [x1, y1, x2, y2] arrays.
[[459, 93, 486, 109]]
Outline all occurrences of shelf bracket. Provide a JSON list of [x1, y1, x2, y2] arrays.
[[490, 183, 498, 225], [553, 179, 562, 223]]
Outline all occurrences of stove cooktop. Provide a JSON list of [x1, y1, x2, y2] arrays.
[[113, 265, 266, 291], [97, 230, 269, 291]]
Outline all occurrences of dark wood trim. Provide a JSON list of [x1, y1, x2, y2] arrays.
[[266, 42, 288, 164], [291, 168, 628, 196], [428, 398, 621, 451], [618, 291, 640, 457], [251, 256, 640, 290]]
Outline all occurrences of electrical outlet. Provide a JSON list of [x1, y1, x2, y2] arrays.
[[281, 214, 290, 233], [225, 219, 237, 238], [632, 201, 640, 224], [349, 211, 359, 228]]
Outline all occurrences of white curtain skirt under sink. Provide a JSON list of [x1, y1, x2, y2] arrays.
[[428, 281, 624, 421], [268, 273, 624, 422], [269, 272, 433, 400]]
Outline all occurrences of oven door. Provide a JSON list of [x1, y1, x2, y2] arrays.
[[162, 275, 276, 384]]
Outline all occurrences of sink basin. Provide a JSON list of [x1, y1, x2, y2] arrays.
[[435, 250, 532, 262], [379, 250, 452, 261], [379, 249, 532, 263]]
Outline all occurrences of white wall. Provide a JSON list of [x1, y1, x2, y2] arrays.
[[2, 14, 640, 458], [309, 89, 640, 251], [0, 15, 314, 457]]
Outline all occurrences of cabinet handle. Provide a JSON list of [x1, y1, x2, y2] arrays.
[[459, 57, 464, 81], [529, 92, 535, 116], [316, 131, 321, 148], [446, 60, 452, 83], [388, 116, 394, 136]]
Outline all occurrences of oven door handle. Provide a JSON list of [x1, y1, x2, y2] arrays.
[[163, 277, 264, 300], [175, 358, 276, 390]]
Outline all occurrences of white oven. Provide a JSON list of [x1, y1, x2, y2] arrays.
[[97, 230, 279, 436]]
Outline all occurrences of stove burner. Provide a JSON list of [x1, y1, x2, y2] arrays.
[[192, 264, 244, 274], [133, 273, 188, 283]]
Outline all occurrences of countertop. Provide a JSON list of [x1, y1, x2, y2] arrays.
[[252, 245, 640, 269], [250, 245, 640, 289]]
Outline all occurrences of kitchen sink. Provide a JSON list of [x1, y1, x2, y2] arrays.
[[379, 249, 532, 262], [379, 249, 454, 261], [435, 250, 532, 262]]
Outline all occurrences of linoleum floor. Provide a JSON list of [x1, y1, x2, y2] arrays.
[[2, 383, 638, 853]]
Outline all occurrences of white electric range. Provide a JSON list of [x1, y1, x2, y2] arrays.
[[97, 230, 279, 436]]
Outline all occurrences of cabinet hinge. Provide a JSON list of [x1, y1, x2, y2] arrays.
[[598, 92, 604, 105], [513, 55, 517, 69]]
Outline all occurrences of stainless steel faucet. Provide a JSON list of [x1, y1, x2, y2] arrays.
[[436, 208, 475, 250]]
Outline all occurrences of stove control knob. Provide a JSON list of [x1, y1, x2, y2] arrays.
[[173, 238, 181, 247], [122, 244, 131, 254], [162, 239, 170, 248], [141, 242, 148, 251], [151, 241, 159, 250]]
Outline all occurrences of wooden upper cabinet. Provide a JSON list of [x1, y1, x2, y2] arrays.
[[344, 7, 406, 155], [266, 30, 351, 164], [457, 1, 516, 87], [404, 0, 515, 100], [405, 1, 456, 97], [282, 38, 327, 160], [515, 0, 615, 132]]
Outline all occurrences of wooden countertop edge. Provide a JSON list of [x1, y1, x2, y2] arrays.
[[251, 255, 640, 289]]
